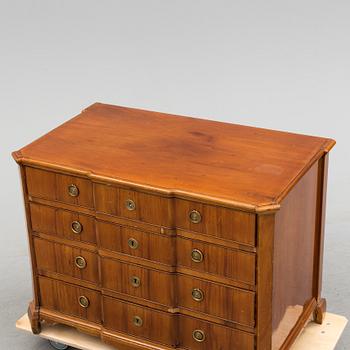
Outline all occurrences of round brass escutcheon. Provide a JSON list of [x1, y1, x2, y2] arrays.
[[191, 249, 204, 263], [71, 220, 83, 234], [128, 237, 139, 250], [130, 276, 141, 287], [125, 199, 136, 211], [68, 184, 79, 197], [78, 295, 90, 308], [133, 315, 143, 327], [193, 329, 206, 342], [75, 256, 87, 269], [189, 210, 202, 224], [192, 288, 204, 302]]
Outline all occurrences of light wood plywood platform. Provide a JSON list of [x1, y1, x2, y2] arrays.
[[16, 312, 347, 350]]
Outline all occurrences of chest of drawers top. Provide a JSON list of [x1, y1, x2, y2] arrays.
[[13, 102, 334, 212]]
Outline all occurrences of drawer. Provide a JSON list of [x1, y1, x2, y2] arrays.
[[97, 220, 175, 266], [103, 297, 177, 347], [177, 275, 255, 327], [26, 167, 93, 208], [101, 258, 175, 306], [175, 199, 256, 246], [177, 237, 255, 286], [179, 315, 254, 350], [30, 203, 96, 245], [94, 183, 174, 227], [39, 276, 101, 324], [34, 237, 99, 284]]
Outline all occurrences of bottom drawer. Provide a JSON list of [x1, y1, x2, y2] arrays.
[[103, 296, 177, 347], [179, 316, 254, 350], [38, 276, 101, 324]]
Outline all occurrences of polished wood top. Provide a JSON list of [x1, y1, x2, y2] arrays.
[[13, 103, 335, 211]]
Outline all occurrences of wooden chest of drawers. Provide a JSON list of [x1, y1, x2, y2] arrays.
[[13, 103, 335, 349]]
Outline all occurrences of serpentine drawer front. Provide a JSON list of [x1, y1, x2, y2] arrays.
[[13, 103, 335, 349]]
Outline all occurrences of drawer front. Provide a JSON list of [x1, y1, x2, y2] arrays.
[[34, 238, 99, 284], [175, 199, 255, 246], [26, 167, 93, 208], [39, 276, 101, 324], [30, 203, 96, 245], [97, 221, 175, 266], [177, 275, 255, 327], [103, 297, 177, 347], [179, 315, 254, 350], [101, 258, 175, 306], [177, 238, 255, 285], [94, 184, 174, 227]]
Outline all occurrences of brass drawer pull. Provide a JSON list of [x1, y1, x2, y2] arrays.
[[191, 249, 204, 263], [193, 329, 205, 342], [78, 295, 90, 308], [75, 256, 87, 269], [68, 184, 79, 197], [71, 220, 83, 234], [130, 276, 141, 287], [192, 288, 204, 302], [189, 210, 201, 224], [133, 315, 143, 327], [128, 238, 139, 249], [125, 199, 136, 211]]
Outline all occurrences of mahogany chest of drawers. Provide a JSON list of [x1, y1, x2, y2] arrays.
[[13, 103, 335, 349]]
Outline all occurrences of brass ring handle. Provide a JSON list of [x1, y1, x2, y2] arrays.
[[192, 288, 204, 302], [78, 295, 90, 308], [191, 249, 204, 263], [189, 210, 202, 224], [75, 256, 87, 269], [133, 315, 143, 327], [130, 276, 141, 287], [68, 184, 79, 197], [128, 238, 139, 249], [71, 220, 83, 234], [125, 199, 136, 211], [193, 329, 206, 342]]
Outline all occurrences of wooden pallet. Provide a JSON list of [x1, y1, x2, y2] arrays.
[[16, 313, 347, 350]]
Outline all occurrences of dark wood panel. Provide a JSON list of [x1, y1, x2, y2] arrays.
[[101, 258, 175, 307], [94, 183, 174, 227], [272, 162, 318, 349], [97, 221, 175, 266], [178, 315, 254, 350], [103, 297, 177, 347], [26, 167, 93, 208], [175, 199, 255, 245], [30, 202, 96, 245], [38, 276, 101, 324], [176, 237, 255, 286], [34, 237, 98, 284], [177, 274, 255, 327]]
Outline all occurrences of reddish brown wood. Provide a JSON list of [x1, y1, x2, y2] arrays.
[[97, 220, 175, 266], [14, 103, 334, 210], [103, 297, 177, 347], [175, 199, 256, 245], [178, 315, 255, 350], [30, 202, 96, 245], [101, 258, 175, 307], [26, 167, 94, 208], [176, 237, 256, 286], [176, 274, 255, 327], [13, 103, 335, 350]]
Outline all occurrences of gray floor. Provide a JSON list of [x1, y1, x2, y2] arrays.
[[1, 1, 349, 349]]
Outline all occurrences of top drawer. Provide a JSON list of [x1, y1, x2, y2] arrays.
[[176, 199, 256, 246], [94, 183, 174, 227], [25, 167, 94, 209]]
